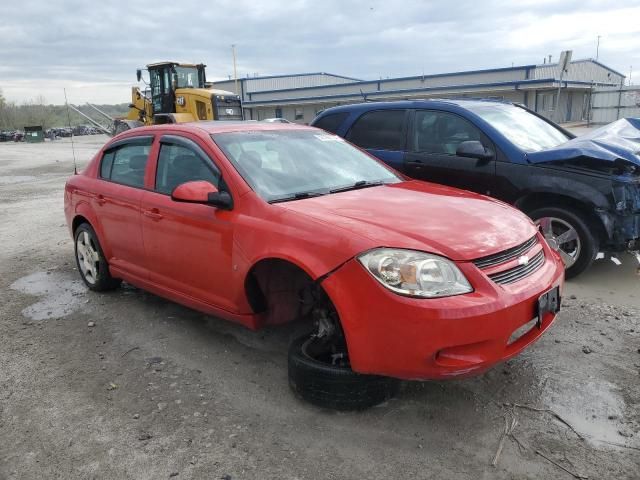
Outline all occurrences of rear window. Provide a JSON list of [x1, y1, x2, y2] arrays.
[[313, 112, 349, 134], [346, 110, 406, 151], [99, 139, 152, 188]]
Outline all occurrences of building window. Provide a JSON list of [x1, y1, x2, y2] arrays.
[[540, 92, 555, 111], [275, 107, 283, 119], [295, 108, 304, 120]]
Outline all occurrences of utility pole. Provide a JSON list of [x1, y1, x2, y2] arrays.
[[596, 35, 601, 60], [630, 66, 633, 86], [231, 44, 238, 95]]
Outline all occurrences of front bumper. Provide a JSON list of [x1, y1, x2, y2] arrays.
[[321, 239, 565, 380]]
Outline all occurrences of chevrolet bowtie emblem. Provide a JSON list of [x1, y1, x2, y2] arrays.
[[518, 255, 529, 266]]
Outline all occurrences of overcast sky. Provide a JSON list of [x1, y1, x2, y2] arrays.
[[1, 0, 639, 105]]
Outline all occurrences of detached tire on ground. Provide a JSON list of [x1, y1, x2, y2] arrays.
[[528, 206, 599, 279], [288, 336, 400, 410]]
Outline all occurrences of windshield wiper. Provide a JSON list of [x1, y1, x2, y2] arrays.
[[269, 191, 327, 204], [329, 180, 385, 194]]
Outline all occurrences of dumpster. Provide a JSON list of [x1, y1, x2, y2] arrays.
[[24, 126, 45, 143]]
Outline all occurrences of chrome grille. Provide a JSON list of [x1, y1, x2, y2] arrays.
[[487, 250, 545, 285], [473, 236, 538, 269]]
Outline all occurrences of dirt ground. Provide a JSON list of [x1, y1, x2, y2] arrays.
[[1, 135, 639, 480]]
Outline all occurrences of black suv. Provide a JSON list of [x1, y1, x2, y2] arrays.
[[311, 100, 640, 278]]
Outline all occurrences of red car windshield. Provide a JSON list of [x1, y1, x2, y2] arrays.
[[212, 130, 400, 202]]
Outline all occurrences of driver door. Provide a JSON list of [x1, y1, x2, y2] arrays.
[[140, 134, 236, 311], [404, 110, 496, 196]]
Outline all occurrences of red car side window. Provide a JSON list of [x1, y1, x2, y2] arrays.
[[99, 138, 153, 188], [155, 143, 220, 194]]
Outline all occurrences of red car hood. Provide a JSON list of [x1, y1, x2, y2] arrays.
[[279, 180, 537, 261]]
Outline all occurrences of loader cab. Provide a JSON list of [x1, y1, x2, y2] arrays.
[[146, 62, 207, 115]]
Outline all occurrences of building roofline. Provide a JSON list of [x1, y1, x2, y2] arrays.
[[244, 64, 539, 96], [243, 77, 620, 106], [244, 78, 556, 105], [534, 58, 626, 78], [228, 59, 625, 98], [211, 72, 363, 83]]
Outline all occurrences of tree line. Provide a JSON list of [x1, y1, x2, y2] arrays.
[[0, 89, 128, 131]]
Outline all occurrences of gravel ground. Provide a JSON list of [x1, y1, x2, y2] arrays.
[[0, 136, 639, 479]]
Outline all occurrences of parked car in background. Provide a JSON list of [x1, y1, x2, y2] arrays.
[[64, 122, 563, 409], [312, 100, 640, 278], [0, 131, 15, 142]]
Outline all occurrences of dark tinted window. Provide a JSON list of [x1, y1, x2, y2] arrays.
[[155, 143, 219, 194], [313, 112, 349, 134], [101, 143, 151, 188], [347, 110, 405, 150], [412, 110, 482, 154]]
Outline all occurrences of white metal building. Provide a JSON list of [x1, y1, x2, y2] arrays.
[[211, 59, 625, 124]]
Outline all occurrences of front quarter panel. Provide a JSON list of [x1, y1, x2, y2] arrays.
[[499, 162, 612, 208], [233, 194, 375, 281]]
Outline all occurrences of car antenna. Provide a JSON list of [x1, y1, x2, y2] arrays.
[[64, 88, 78, 174]]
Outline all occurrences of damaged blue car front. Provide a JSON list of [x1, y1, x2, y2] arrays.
[[312, 99, 640, 278], [527, 118, 640, 252]]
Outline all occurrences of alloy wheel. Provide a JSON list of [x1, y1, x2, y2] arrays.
[[76, 231, 99, 285], [535, 216, 582, 268]]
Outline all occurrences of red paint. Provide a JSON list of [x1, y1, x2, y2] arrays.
[[171, 180, 218, 202], [65, 123, 565, 379]]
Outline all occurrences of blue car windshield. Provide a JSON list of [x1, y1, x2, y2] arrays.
[[470, 105, 570, 152], [212, 130, 401, 202]]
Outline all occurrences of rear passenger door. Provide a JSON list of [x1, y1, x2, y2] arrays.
[[345, 110, 408, 171], [93, 136, 153, 280], [404, 110, 496, 195]]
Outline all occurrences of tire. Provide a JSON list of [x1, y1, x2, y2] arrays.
[[74, 223, 121, 291], [112, 120, 143, 136], [288, 336, 400, 411], [528, 207, 599, 279]]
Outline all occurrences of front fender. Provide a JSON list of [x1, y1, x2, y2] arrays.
[[517, 178, 610, 211], [233, 208, 373, 282]]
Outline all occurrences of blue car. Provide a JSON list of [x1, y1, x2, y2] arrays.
[[311, 100, 640, 278]]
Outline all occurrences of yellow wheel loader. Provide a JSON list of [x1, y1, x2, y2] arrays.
[[114, 61, 243, 135]]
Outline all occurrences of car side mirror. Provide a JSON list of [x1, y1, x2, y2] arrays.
[[136, 69, 142, 82], [456, 140, 494, 160], [171, 181, 233, 210]]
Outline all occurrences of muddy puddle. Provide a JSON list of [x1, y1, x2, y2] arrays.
[[10, 271, 86, 320]]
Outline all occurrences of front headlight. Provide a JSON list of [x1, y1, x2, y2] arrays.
[[358, 248, 473, 298]]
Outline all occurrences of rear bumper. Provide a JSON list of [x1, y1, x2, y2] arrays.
[[321, 240, 565, 380]]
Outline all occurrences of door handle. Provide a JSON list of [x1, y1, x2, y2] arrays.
[[96, 194, 106, 206], [143, 208, 164, 220]]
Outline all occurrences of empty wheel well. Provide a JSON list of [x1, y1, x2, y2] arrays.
[[515, 193, 607, 242], [72, 215, 90, 234], [244, 258, 336, 328]]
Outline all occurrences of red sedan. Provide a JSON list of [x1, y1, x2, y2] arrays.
[[64, 122, 564, 410]]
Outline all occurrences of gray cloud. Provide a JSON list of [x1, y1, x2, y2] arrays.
[[1, 0, 638, 103]]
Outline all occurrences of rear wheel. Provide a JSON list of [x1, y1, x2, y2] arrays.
[[74, 223, 121, 291], [528, 207, 598, 279], [288, 335, 400, 410]]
